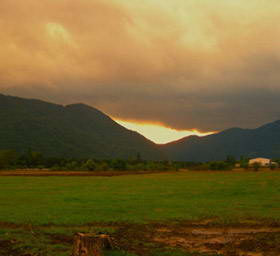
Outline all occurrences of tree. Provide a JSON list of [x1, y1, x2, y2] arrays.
[[136, 152, 142, 162], [226, 155, 236, 165], [270, 163, 277, 170], [81, 159, 96, 171], [65, 161, 79, 171], [0, 150, 19, 169], [208, 161, 232, 171], [252, 162, 261, 172], [111, 159, 127, 170], [240, 156, 249, 169], [96, 162, 109, 171], [23, 150, 44, 167]]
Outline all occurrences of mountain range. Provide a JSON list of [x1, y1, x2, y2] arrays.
[[162, 121, 280, 161], [0, 94, 163, 160], [1, 93, 280, 161]]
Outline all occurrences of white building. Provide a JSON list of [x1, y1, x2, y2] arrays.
[[249, 158, 271, 167]]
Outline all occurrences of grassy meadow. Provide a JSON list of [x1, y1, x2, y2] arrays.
[[1, 171, 280, 225], [1, 170, 280, 256]]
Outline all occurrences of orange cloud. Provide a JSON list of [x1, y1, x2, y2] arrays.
[[114, 119, 214, 144], [1, 0, 280, 131]]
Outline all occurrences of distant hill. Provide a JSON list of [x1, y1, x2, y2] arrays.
[[0, 94, 164, 159], [161, 121, 280, 162]]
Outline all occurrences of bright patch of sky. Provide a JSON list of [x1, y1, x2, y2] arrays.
[[115, 119, 214, 144]]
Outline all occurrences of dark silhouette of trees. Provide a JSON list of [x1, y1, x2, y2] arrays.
[[0, 149, 278, 172]]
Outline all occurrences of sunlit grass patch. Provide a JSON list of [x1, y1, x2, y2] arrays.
[[0, 171, 280, 225]]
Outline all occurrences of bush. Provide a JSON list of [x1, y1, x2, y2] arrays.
[[65, 161, 80, 171], [270, 163, 277, 170], [96, 162, 110, 171], [252, 162, 261, 171], [208, 161, 233, 171], [110, 159, 127, 171], [188, 163, 209, 171], [81, 159, 96, 171], [0, 150, 19, 170]]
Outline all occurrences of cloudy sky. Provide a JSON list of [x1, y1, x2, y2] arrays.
[[1, 0, 280, 142]]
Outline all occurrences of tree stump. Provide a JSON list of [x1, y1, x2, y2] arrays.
[[72, 233, 113, 256]]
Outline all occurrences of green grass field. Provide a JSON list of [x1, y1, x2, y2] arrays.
[[1, 171, 280, 225], [1, 171, 280, 256]]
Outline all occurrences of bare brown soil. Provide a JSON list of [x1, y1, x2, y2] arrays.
[[1, 168, 279, 177], [153, 224, 280, 255], [0, 240, 27, 256], [2, 222, 280, 255], [0, 170, 166, 177], [112, 221, 280, 255]]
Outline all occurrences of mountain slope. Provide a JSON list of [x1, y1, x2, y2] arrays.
[[161, 121, 280, 161], [0, 94, 164, 159]]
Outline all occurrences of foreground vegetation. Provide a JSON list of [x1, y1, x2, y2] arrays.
[[0, 149, 266, 171], [1, 171, 280, 225], [1, 171, 280, 255], [1, 223, 228, 256], [6, 222, 279, 256]]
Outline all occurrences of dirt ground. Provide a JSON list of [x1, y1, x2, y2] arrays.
[[0, 169, 166, 177], [1, 168, 278, 177], [114, 221, 280, 255], [2, 221, 280, 256], [151, 222, 280, 256]]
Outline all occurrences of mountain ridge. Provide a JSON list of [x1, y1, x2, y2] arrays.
[[161, 120, 280, 161], [1, 93, 280, 162], [0, 93, 164, 160]]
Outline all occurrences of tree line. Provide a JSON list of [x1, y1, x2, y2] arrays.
[[0, 150, 279, 171], [0, 149, 184, 171]]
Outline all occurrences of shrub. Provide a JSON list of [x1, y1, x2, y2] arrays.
[[252, 162, 261, 171], [81, 159, 96, 171], [208, 161, 233, 171]]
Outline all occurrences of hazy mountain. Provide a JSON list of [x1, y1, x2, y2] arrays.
[[161, 121, 280, 162], [2, 93, 280, 162], [0, 94, 164, 159]]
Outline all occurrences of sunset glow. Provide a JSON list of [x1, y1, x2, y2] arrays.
[[1, 0, 280, 131], [115, 119, 215, 144]]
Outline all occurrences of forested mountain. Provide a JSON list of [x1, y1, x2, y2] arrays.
[[0, 94, 164, 160], [2, 93, 280, 162], [161, 121, 280, 161]]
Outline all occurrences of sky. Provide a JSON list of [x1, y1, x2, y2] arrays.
[[1, 0, 280, 142], [115, 120, 213, 144]]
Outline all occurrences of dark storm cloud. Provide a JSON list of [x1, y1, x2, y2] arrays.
[[1, 0, 280, 131]]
